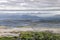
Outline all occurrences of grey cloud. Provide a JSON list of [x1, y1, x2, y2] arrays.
[[0, 0, 60, 10], [0, 0, 60, 7]]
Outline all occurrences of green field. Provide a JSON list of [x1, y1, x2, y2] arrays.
[[0, 31, 60, 40], [0, 37, 17, 40]]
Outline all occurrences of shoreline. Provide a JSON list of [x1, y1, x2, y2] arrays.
[[0, 26, 60, 37]]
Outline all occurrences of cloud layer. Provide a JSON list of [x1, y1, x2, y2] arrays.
[[0, 0, 60, 10]]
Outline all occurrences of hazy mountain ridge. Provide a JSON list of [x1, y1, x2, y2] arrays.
[[0, 14, 60, 27], [0, 14, 60, 22]]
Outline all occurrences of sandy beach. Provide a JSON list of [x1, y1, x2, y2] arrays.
[[0, 26, 60, 37]]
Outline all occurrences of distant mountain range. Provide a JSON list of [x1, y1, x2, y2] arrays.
[[0, 13, 60, 27], [0, 14, 40, 20], [0, 14, 60, 22]]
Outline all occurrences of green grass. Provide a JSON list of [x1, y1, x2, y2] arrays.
[[0, 37, 17, 40], [20, 31, 60, 40], [0, 31, 60, 40]]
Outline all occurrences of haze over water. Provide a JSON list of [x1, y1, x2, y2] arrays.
[[0, 12, 60, 28]]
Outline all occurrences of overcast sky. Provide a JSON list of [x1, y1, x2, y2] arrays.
[[0, 0, 60, 17], [0, 0, 60, 10]]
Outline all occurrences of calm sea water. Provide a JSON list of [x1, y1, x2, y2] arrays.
[[0, 13, 60, 28], [0, 20, 60, 28]]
